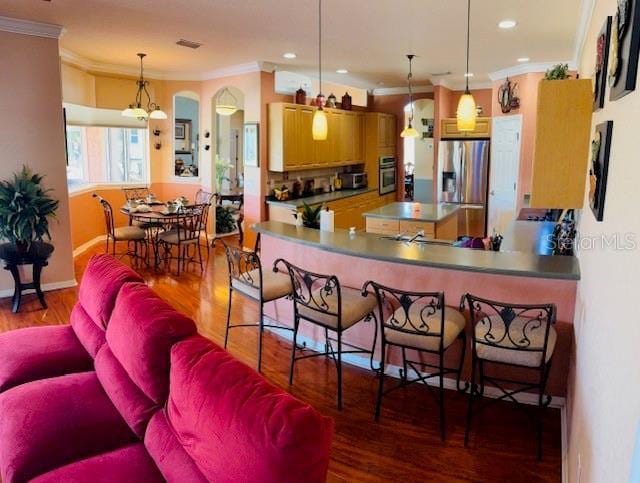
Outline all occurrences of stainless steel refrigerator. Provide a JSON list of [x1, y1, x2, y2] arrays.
[[437, 139, 490, 238]]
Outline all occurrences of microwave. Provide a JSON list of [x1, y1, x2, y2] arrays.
[[379, 156, 397, 194], [339, 172, 368, 189]]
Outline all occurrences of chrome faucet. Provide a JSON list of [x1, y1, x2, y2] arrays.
[[406, 230, 425, 244]]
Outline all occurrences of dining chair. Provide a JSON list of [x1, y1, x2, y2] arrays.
[[461, 293, 557, 460], [122, 186, 151, 202], [273, 259, 378, 410], [221, 241, 293, 373], [194, 189, 215, 254], [157, 205, 206, 275], [362, 281, 467, 441], [93, 194, 147, 264]]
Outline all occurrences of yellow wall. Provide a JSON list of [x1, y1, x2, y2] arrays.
[[0, 31, 75, 291]]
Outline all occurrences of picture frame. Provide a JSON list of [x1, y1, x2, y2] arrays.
[[174, 119, 192, 153], [243, 122, 259, 167], [609, 0, 640, 101], [594, 16, 612, 110], [589, 121, 614, 222]]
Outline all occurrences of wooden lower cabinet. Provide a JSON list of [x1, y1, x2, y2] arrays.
[[366, 212, 458, 241], [365, 218, 400, 235]]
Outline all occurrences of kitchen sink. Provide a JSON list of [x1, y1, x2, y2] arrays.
[[379, 235, 451, 246]]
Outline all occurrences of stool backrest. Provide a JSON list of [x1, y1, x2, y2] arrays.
[[461, 293, 557, 363], [122, 186, 150, 201], [222, 241, 262, 291], [93, 193, 115, 238], [274, 259, 341, 323], [363, 281, 445, 350]]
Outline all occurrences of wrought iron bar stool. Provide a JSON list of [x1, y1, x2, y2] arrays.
[[363, 281, 467, 441], [461, 293, 557, 460], [274, 259, 378, 410], [222, 241, 293, 373]]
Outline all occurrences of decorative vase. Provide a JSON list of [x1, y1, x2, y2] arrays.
[[341, 92, 352, 110], [295, 87, 306, 105], [326, 93, 337, 108]]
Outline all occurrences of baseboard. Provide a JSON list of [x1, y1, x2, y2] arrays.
[[0, 279, 77, 298], [561, 403, 569, 483], [73, 235, 106, 257]]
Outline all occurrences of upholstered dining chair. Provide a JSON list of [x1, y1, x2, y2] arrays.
[[122, 186, 151, 201], [93, 193, 147, 264], [221, 241, 293, 373], [273, 259, 378, 410], [461, 293, 557, 460], [362, 281, 467, 441], [157, 205, 206, 275]]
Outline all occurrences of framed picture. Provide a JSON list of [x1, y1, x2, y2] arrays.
[[589, 121, 614, 222], [609, 0, 640, 101], [243, 122, 259, 167], [594, 16, 612, 110], [174, 119, 192, 153]]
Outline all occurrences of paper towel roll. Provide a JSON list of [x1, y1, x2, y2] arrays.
[[320, 209, 335, 232]]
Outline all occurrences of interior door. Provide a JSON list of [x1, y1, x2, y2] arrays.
[[488, 115, 522, 235]]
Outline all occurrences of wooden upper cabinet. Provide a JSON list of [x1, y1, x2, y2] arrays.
[[529, 79, 593, 208], [377, 113, 396, 147], [441, 117, 491, 139]]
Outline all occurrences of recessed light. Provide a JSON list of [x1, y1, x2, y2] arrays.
[[282, 52, 296, 59], [517, 57, 530, 63], [336, 69, 348, 74], [498, 19, 517, 29], [464, 72, 474, 78]]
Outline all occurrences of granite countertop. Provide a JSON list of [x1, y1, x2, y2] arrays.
[[252, 221, 580, 281], [363, 202, 460, 223], [266, 188, 377, 208]]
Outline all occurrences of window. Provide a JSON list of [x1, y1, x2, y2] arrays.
[[65, 126, 149, 189]]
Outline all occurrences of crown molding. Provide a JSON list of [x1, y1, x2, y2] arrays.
[[370, 85, 433, 96], [0, 15, 64, 39], [429, 78, 494, 91], [573, 0, 596, 69], [488, 60, 577, 81]]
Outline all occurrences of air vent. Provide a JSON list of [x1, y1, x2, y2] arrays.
[[430, 71, 452, 77], [176, 39, 202, 49]]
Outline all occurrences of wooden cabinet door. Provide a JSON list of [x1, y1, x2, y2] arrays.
[[441, 117, 491, 139], [341, 112, 355, 163], [298, 106, 315, 168], [353, 113, 364, 162], [282, 106, 300, 169], [331, 111, 343, 165]]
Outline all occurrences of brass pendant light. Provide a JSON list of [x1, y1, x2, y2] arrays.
[[456, 0, 477, 131], [400, 54, 419, 138], [312, 0, 328, 140], [122, 53, 167, 121]]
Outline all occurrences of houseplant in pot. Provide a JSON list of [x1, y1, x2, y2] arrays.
[[0, 166, 59, 252]]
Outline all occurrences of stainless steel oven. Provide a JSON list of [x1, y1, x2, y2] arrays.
[[379, 156, 397, 195]]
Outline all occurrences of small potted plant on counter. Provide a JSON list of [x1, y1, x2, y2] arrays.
[[0, 166, 59, 253], [293, 202, 323, 229]]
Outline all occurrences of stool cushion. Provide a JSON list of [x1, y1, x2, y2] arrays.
[[384, 306, 466, 352], [30, 444, 163, 483], [474, 316, 557, 367], [114, 226, 146, 241], [298, 287, 376, 330], [231, 268, 292, 302]]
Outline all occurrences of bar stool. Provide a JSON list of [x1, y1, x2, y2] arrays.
[[221, 241, 293, 373], [363, 281, 467, 441], [274, 259, 378, 410], [461, 293, 557, 460]]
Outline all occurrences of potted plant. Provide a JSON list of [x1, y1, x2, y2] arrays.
[[544, 63, 571, 80], [215, 156, 232, 192], [215, 205, 237, 234], [0, 167, 59, 252], [297, 202, 323, 229]]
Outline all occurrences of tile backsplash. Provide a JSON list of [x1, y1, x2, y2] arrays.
[[267, 164, 365, 196]]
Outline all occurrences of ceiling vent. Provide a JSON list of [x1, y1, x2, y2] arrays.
[[176, 39, 202, 49]]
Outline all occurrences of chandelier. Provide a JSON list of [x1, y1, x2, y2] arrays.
[[122, 53, 167, 120]]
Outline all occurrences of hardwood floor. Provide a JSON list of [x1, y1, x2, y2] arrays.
[[0, 241, 562, 482]]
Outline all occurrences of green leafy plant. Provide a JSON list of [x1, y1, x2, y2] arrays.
[[544, 63, 571, 80], [300, 202, 323, 229], [215, 156, 232, 192], [215, 205, 237, 234], [0, 166, 59, 247]]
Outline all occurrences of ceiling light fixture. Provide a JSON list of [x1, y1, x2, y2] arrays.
[[336, 68, 348, 74], [457, 0, 477, 132], [122, 53, 167, 120], [312, 0, 328, 141], [283, 52, 297, 59], [498, 19, 517, 29], [517, 57, 530, 63], [216, 88, 239, 116], [400, 54, 419, 138]]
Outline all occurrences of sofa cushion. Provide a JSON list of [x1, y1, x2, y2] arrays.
[[166, 335, 334, 483], [77, 254, 144, 329], [95, 345, 159, 438], [107, 283, 197, 404], [31, 444, 163, 483], [144, 411, 208, 482], [0, 372, 136, 482], [70, 303, 107, 358], [0, 325, 92, 393]]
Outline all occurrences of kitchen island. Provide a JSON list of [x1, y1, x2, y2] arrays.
[[363, 202, 460, 240], [253, 221, 578, 397]]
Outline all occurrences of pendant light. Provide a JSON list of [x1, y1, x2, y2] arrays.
[[456, 0, 477, 131], [400, 54, 419, 138], [216, 88, 239, 116], [122, 53, 167, 121], [312, 0, 328, 141]]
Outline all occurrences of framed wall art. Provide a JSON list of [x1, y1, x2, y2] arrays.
[[589, 121, 614, 222], [594, 16, 612, 110], [609, 0, 640, 101], [243, 122, 259, 167]]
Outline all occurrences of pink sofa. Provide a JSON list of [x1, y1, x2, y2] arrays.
[[0, 256, 334, 482]]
